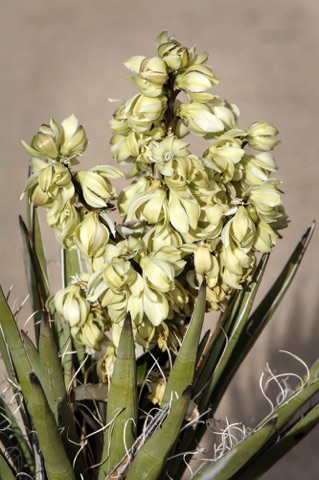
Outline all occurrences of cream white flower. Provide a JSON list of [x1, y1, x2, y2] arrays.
[[168, 188, 200, 234], [253, 220, 278, 253], [178, 102, 224, 135], [246, 121, 279, 151], [157, 31, 191, 71], [140, 256, 175, 292], [75, 168, 117, 208], [75, 212, 109, 258], [54, 284, 90, 328], [21, 114, 88, 160], [248, 181, 282, 222], [60, 114, 88, 158], [175, 64, 219, 102]]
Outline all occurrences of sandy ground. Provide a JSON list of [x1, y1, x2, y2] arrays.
[[1, 1, 319, 478]]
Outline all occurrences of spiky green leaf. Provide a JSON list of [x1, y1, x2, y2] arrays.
[[126, 386, 192, 480], [28, 373, 76, 480], [162, 280, 206, 405], [98, 314, 137, 478], [192, 417, 278, 480]]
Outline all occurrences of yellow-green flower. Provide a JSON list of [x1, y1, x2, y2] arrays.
[[140, 256, 175, 293], [129, 94, 168, 133], [124, 182, 168, 226], [22, 131, 59, 159], [21, 160, 75, 231]]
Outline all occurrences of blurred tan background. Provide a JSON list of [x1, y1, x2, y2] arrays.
[[1, 1, 319, 478]]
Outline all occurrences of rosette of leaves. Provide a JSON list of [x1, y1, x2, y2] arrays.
[[0, 32, 318, 480]]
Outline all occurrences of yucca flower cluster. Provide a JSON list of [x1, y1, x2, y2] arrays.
[[21, 32, 287, 379]]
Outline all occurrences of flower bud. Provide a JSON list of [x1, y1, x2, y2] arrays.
[[78, 315, 105, 351], [30, 185, 52, 207], [157, 31, 190, 71], [148, 378, 166, 405], [37, 165, 54, 192], [248, 182, 282, 221], [97, 344, 116, 382], [246, 121, 279, 151], [253, 220, 278, 253], [21, 132, 57, 159], [75, 212, 109, 258], [103, 258, 132, 292], [229, 206, 256, 249], [54, 284, 90, 328], [54, 200, 80, 246], [32, 132, 59, 158], [129, 94, 167, 132], [140, 56, 168, 86], [194, 245, 215, 276], [175, 64, 218, 102], [178, 102, 224, 135]]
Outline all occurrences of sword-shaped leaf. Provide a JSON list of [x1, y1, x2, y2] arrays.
[[201, 223, 314, 415], [245, 401, 319, 478], [38, 311, 86, 478], [192, 417, 278, 480], [29, 373, 76, 480], [162, 280, 206, 405], [98, 314, 137, 478], [199, 253, 269, 413], [0, 396, 33, 477], [0, 286, 34, 403], [19, 215, 51, 345], [0, 451, 16, 480], [125, 386, 192, 480]]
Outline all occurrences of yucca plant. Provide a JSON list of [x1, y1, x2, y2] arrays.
[[0, 31, 318, 480]]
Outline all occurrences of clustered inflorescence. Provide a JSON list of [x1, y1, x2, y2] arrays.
[[21, 32, 287, 380]]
